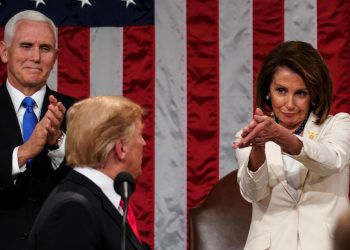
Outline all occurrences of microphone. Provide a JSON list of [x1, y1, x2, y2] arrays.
[[114, 172, 135, 200], [113, 172, 136, 250]]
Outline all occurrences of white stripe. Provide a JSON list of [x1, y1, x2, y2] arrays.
[[154, 0, 187, 249], [284, 0, 317, 47], [219, 0, 253, 176], [47, 60, 58, 91], [90, 27, 123, 96]]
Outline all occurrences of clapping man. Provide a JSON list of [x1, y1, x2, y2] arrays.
[[0, 10, 76, 250]]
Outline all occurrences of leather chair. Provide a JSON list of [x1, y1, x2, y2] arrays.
[[189, 169, 252, 250]]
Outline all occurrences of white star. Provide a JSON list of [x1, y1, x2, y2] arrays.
[[77, 0, 92, 8], [32, 0, 46, 8], [122, 0, 136, 8]]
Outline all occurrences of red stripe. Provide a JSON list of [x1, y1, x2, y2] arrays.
[[187, 0, 220, 208], [0, 28, 6, 84], [57, 27, 90, 99], [253, 0, 284, 108], [317, 1, 350, 114], [123, 25, 155, 249]]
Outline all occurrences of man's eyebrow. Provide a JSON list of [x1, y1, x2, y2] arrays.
[[19, 41, 33, 45]]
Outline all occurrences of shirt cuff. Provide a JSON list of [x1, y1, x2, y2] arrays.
[[12, 146, 27, 176], [47, 132, 66, 170]]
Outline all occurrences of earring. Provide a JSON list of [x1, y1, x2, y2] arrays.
[[265, 94, 270, 100]]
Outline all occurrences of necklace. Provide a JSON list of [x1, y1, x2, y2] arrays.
[[293, 113, 310, 135], [275, 113, 310, 135]]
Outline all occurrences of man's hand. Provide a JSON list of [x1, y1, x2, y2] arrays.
[[45, 95, 66, 146], [18, 117, 49, 166], [17, 95, 67, 167]]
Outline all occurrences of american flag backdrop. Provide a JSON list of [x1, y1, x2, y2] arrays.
[[0, 0, 350, 249]]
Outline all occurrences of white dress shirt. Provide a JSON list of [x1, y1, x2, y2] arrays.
[[74, 167, 123, 215], [6, 80, 65, 176]]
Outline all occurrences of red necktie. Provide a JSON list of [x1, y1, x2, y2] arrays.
[[120, 200, 142, 242]]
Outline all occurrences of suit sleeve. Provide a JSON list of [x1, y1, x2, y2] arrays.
[[0, 147, 16, 189], [235, 131, 270, 203], [287, 113, 350, 176]]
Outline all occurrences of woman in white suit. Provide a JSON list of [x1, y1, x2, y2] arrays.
[[233, 41, 350, 250]]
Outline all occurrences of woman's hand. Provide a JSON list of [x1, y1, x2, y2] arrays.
[[233, 107, 303, 156], [233, 108, 278, 149]]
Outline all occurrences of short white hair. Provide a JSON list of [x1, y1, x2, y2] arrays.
[[4, 10, 57, 48]]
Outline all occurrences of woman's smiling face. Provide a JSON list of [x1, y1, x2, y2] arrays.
[[269, 66, 311, 132]]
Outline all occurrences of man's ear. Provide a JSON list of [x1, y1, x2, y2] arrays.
[[115, 139, 126, 160], [0, 41, 8, 63]]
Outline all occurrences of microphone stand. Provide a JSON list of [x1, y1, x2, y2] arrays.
[[114, 172, 135, 250], [121, 198, 128, 250]]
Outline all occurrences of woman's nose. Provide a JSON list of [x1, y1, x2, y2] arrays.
[[285, 95, 295, 109]]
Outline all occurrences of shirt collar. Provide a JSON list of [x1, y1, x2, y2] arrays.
[[74, 166, 121, 211], [6, 79, 46, 114]]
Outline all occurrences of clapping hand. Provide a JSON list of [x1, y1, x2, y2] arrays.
[[233, 108, 277, 149], [45, 95, 66, 146]]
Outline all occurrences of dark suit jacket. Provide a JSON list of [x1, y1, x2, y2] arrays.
[[0, 83, 77, 250], [27, 170, 148, 250]]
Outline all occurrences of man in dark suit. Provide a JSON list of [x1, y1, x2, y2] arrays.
[[27, 96, 149, 250], [0, 10, 76, 250]]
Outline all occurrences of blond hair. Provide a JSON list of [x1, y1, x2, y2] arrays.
[[65, 96, 144, 167]]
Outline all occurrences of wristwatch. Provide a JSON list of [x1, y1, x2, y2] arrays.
[[47, 132, 64, 151]]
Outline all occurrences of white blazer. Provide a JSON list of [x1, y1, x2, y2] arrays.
[[235, 112, 350, 250]]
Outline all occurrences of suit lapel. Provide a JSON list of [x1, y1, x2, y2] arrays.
[[0, 83, 23, 144], [298, 113, 321, 187], [267, 113, 321, 199], [265, 141, 289, 189], [40, 86, 51, 119], [100, 198, 144, 249]]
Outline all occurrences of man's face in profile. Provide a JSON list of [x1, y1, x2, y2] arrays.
[[123, 118, 146, 178]]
